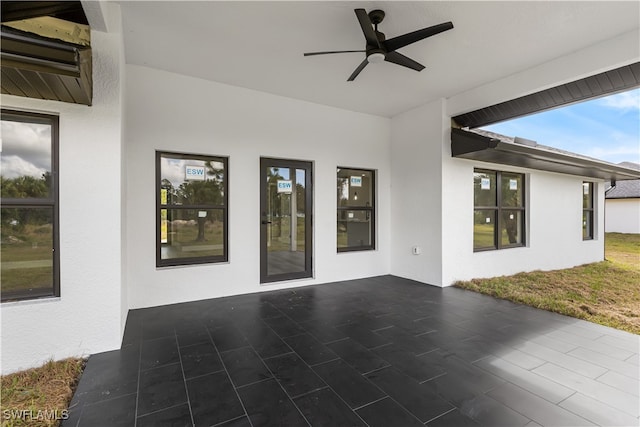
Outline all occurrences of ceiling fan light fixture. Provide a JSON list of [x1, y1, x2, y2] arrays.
[[367, 52, 385, 64]]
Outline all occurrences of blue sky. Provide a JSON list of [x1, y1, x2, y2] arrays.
[[483, 88, 640, 165]]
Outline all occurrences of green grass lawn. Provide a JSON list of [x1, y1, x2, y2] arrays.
[[1, 224, 54, 294], [455, 233, 640, 334]]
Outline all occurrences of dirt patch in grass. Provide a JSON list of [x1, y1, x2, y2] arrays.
[[455, 233, 640, 334], [1, 358, 85, 427]]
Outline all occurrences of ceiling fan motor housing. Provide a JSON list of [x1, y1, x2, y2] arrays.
[[368, 9, 385, 25]]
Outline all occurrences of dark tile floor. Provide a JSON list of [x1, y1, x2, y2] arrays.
[[63, 275, 639, 427]]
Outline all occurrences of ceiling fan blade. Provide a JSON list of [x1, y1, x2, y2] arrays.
[[347, 58, 369, 81], [383, 22, 453, 52], [304, 50, 365, 56], [354, 9, 380, 48], [384, 51, 425, 72]]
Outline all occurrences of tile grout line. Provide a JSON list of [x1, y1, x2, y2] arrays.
[[132, 322, 144, 427], [359, 366, 435, 426], [182, 367, 225, 382], [251, 342, 313, 427], [322, 336, 350, 345], [423, 407, 457, 425], [287, 385, 330, 401], [361, 363, 392, 376], [206, 326, 254, 427], [261, 350, 295, 361], [173, 331, 195, 427], [134, 401, 189, 420], [211, 414, 248, 427], [418, 371, 447, 384], [308, 357, 341, 367], [352, 395, 388, 411], [303, 363, 373, 427]]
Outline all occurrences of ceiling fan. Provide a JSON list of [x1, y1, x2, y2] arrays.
[[304, 9, 453, 81]]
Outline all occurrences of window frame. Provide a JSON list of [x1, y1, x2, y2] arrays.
[[1, 109, 60, 302], [473, 168, 526, 252], [582, 181, 594, 241], [156, 151, 229, 267], [336, 167, 376, 252]]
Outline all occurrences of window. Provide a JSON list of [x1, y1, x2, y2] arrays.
[[474, 169, 525, 251], [337, 168, 375, 251], [1, 110, 59, 302], [583, 182, 594, 240], [157, 152, 228, 266]]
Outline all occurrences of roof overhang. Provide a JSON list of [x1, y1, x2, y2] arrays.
[[452, 63, 640, 129], [451, 128, 640, 181], [1, 2, 92, 106], [1, 25, 92, 105]]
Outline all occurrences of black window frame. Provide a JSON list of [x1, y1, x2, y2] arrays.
[[337, 167, 376, 252], [582, 181, 594, 240], [1, 109, 60, 302], [473, 168, 526, 252], [156, 151, 229, 267]]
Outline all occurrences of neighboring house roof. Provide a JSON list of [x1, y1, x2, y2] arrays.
[[451, 128, 640, 181], [606, 179, 640, 199]]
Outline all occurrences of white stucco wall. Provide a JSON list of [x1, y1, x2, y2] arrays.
[[389, 100, 444, 285], [124, 65, 391, 309], [1, 29, 124, 374], [389, 99, 606, 287], [441, 146, 606, 285], [606, 199, 640, 234]]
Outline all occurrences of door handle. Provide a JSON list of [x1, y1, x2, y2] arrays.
[[261, 220, 272, 224]]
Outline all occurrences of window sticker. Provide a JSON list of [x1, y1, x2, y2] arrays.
[[348, 212, 354, 219], [481, 177, 490, 190], [485, 217, 491, 223], [185, 165, 206, 181], [350, 176, 362, 187], [160, 210, 168, 243], [277, 180, 292, 193], [509, 179, 518, 190]]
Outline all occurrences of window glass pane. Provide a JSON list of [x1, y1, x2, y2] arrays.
[[500, 210, 523, 246], [266, 167, 306, 255], [160, 155, 225, 206], [583, 211, 593, 240], [583, 182, 593, 209], [474, 210, 496, 249], [337, 210, 373, 249], [337, 168, 373, 207], [0, 120, 52, 199], [501, 173, 523, 207], [1, 207, 54, 297], [474, 171, 496, 207], [161, 209, 225, 260]]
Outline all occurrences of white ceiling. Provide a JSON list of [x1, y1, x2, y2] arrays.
[[119, 1, 640, 117]]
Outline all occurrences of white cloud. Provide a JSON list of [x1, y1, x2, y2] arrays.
[[0, 120, 52, 176], [0, 155, 47, 179], [161, 157, 187, 188], [598, 90, 640, 112]]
